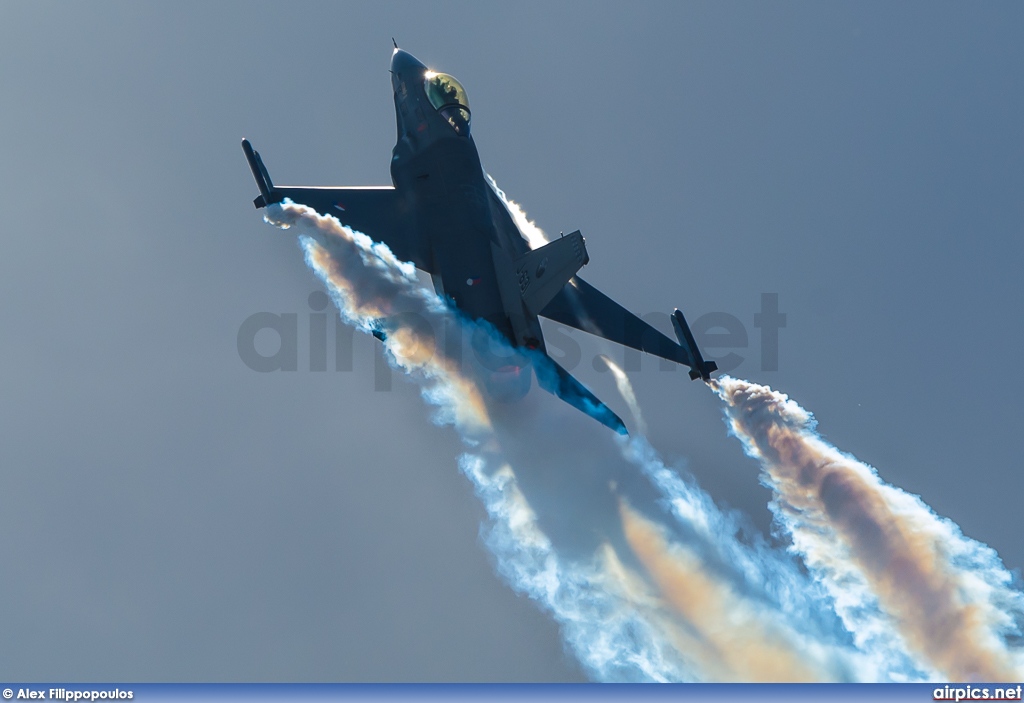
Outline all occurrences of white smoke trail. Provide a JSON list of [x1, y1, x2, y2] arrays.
[[714, 375, 1024, 681], [266, 200, 695, 680], [262, 198, 939, 682], [458, 453, 693, 682], [486, 175, 548, 249], [599, 370, 924, 681], [616, 436, 907, 679], [599, 356, 647, 436]]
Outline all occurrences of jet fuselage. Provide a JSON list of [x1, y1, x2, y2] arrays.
[[388, 49, 542, 350]]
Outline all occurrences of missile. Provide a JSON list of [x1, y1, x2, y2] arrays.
[[241, 138, 278, 208], [671, 308, 718, 382]]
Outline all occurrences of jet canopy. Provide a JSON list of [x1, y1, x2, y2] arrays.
[[424, 72, 471, 136]]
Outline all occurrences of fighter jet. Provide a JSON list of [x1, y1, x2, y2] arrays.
[[242, 46, 716, 434]]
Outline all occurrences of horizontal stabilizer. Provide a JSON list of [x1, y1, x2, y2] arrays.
[[534, 354, 627, 435], [514, 231, 589, 317]]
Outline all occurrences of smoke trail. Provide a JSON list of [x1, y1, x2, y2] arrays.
[[458, 453, 693, 682], [598, 356, 648, 436], [618, 500, 821, 682], [714, 376, 1024, 681], [486, 176, 548, 249], [601, 372, 916, 681], [615, 433, 930, 681], [262, 198, 925, 682], [266, 200, 699, 680]]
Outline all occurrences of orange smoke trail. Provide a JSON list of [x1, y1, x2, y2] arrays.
[[619, 501, 831, 682], [293, 209, 492, 434], [715, 377, 1024, 681]]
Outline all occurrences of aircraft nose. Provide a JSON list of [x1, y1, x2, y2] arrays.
[[391, 48, 427, 77]]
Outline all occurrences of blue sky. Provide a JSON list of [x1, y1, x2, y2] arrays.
[[1, 1, 1022, 681]]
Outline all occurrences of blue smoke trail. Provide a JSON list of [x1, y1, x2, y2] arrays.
[[260, 197, 978, 682]]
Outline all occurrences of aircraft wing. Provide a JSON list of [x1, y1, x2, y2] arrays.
[[269, 186, 431, 272], [242, 139, 433, 272], [539, 276, 717, 381]]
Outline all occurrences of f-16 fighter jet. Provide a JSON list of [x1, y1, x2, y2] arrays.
[[242, 46, 716, 434]]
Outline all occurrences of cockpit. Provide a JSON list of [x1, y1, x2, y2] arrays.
[[424, 72, 471, 137]]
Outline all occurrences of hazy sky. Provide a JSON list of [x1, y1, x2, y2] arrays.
[[1, 1, 1022, 682]]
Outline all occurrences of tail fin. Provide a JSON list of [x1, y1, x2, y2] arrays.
[[514, 231, 589, 316]]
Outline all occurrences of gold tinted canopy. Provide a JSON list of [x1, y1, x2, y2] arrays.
[[424, 72, 470, 111]]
